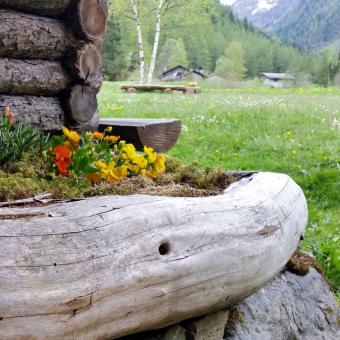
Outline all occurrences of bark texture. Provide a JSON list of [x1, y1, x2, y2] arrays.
[[0, 58, 71, 96], [0, 9, 73, 60], [0, 95, 64, 130], [0, 173, 308, 339], [0, 0, 72, 16], [63, 85, 98, 123]]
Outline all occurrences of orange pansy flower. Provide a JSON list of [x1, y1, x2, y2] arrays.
[[53, 145, 72, 176], [91, 132, 104, 139]]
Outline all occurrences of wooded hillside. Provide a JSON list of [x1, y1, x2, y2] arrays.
[[103, 0, 314, 81]]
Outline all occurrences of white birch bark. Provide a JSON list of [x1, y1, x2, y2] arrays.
[[131, 0, 145, 84], [147, 0, 165, 84]]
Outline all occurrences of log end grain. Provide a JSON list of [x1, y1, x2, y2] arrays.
[[76, 0, 108, 42], [64, 85, 98, 124]]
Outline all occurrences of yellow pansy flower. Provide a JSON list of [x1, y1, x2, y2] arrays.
[[144, 146, 157, 163], [153, 154, 166, 174], [123, 144, 136, 161], [62, 127, 80, 144]]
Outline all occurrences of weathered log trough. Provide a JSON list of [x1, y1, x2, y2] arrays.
[[0, 172, 308, 339]]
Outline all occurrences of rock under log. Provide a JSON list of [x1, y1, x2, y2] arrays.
[[0, 173, 308, 339], [99, 118, 182, 153], [0, 95, 64, 130], [67, 0, 108, 42], [66, 44, 102, 88], [0, 0, 72, 17], [0, 9, 73, 60], [63, 85, 98, 123], [0, 58, 71, 96]]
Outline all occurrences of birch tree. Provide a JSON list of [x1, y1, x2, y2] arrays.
[[146, 0, 165, 83], [110, 0, 210, 84], [131, 0, 146, 84]]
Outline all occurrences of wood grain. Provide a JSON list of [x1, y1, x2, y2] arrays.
[[0, 172, 308, 339]]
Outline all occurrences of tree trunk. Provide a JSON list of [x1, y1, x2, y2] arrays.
[[0, 95, 64, 130], [66, 44, 103, 89], [63, 85, 98, 124], [0, 173, 308, 339], [0, 58, 71, 96], [0, 9, 73, 60], [147, 0, 165, 84], [131, 0, 145, 84], [0, 0, 72, 17]]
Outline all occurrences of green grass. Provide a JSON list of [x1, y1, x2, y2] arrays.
[[99, 82, 340, 292]]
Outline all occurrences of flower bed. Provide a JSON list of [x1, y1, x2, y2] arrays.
[[0, 107, 234, 203]]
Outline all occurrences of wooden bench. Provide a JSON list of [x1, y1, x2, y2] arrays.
[[121, 84, 201, 94], [99, 118, 181, 153]]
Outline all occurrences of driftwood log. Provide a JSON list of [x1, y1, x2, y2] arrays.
[[99, 118, 182, 153], [0, 1, 107, 129], [132, 267, 339, 340], [0, 172, 308, 339]]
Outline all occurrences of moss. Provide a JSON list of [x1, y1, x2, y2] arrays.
[[224, 308, 245, 335], [0, 154, 236, 203], [0, 174, 42, 201]]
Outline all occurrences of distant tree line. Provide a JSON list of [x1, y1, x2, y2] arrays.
[[102, 0, 340, 86]]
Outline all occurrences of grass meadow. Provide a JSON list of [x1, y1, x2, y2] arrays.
[[98, 82, 340, 293]]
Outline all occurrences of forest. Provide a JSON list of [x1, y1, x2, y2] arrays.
[[103, 0, 340, 86]]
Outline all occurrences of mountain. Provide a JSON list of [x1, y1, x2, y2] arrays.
[[222, 0, 340, 51]]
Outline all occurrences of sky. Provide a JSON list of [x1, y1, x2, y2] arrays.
[[220, 0, 237, 5]]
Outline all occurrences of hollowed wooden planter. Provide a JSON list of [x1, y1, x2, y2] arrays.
[[0, 172, 308, 339]]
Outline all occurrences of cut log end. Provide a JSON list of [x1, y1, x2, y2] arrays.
[[77, 0, 108, 41], [67, 44, 102, 87], [64, 85, 98, 124]]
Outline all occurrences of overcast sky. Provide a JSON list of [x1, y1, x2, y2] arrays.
[[220, 0, 237, 5]]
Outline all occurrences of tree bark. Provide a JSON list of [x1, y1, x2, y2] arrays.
[[0, 58, 71, 96], [66, 44, 103, 89], [0, 9, 74, 60], [0, 0, 72, 17], [0, 173, 308, 339], [63, 85, 98, 124], [131, 0, 145, 84], [0, 95, 64, 130], [147, 0, 165, 84]]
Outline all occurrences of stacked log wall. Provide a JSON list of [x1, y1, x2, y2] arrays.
[[0, 0, 108, 130]]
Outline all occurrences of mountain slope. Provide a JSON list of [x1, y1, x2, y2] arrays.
[[224, 0, 340, 50]]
